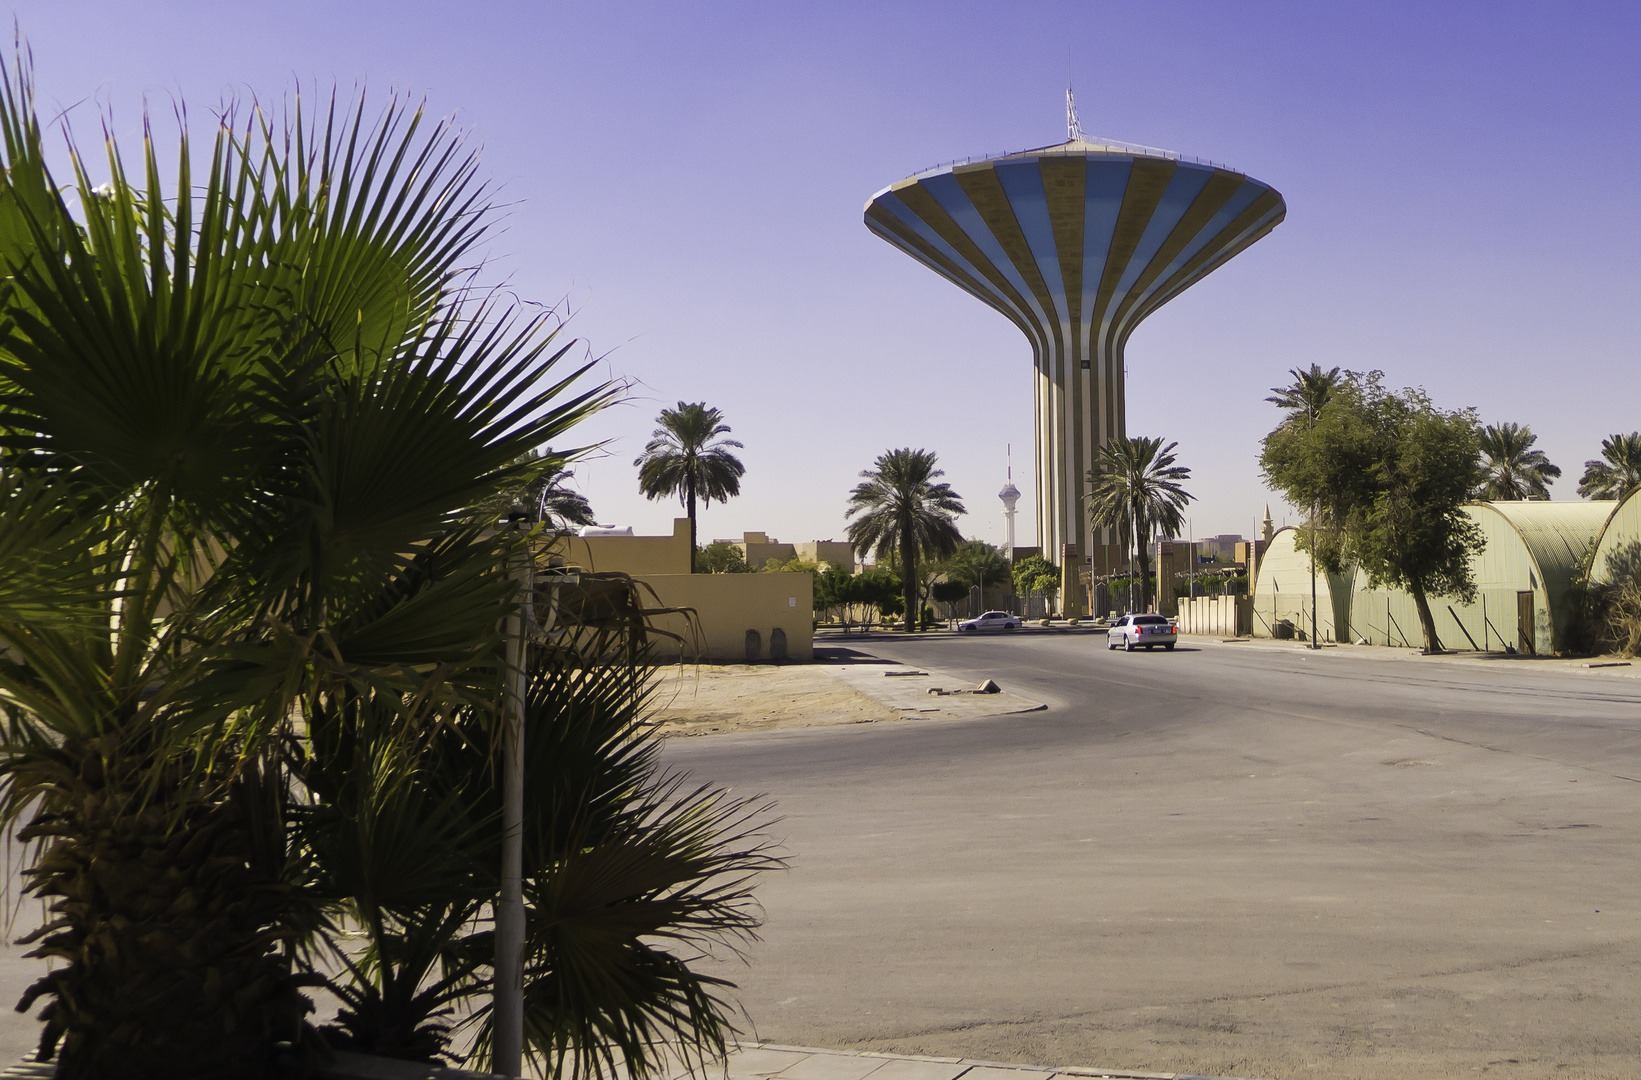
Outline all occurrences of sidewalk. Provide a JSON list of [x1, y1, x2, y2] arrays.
[[816, 649, 1048, 720], [1196, 635, 1639, 677], [689, 1042, 1266, 1080]]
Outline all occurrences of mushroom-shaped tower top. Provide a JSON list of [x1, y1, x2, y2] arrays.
[[864, 124, 1285, 570]]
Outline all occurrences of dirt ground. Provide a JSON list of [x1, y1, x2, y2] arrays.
[[646, 663, 901, 737]]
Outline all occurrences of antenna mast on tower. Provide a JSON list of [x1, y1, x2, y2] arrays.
[[1066, 86, 1085, 142]]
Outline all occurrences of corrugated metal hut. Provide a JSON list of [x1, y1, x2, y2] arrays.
[[1348, 501, 1614, 654], [1588, 488, 1641, 587], [1250, 526, 1352, 642]]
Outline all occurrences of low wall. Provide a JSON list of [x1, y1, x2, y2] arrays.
[[1176, 595, 1250, 637], [642, 572, 814, 662]]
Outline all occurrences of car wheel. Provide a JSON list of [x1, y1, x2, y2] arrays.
[[1107, 640, 1116, 650], [1004, 622, 1016, 630], [1165, 643, 1175, 651], [1123, 639, 1134, 653]]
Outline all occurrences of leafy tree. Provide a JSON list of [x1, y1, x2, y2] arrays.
[[850, 568, 903, 629], [697, 539, 752, 573], [1084, 437, 1193, 611], [945, 540, 1011, 596], [1576, 432, 1641, 500], [1474, 422, 1560, 500], [635, 403, 745, 572], [1263, 365, 1342, 643], [813, 565, 856, 626], [845, 449, 965, 632], [761, 556, 825, 574], [1012, 554, 1060, 598], [1261, 371, 1485, 653], [930, 579, 970, 613]]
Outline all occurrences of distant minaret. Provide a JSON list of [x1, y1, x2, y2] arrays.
[[1261, 505, 1275, 543], [999, 445, 1021, 560]]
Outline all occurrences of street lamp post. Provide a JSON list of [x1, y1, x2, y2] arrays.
[[494, 520, 532, 1077]]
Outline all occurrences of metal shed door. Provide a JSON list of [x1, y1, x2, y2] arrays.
[[1516, 591, 1535, 656]]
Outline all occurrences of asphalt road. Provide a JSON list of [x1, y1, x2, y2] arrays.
[[664, 636, 1641, 1080]]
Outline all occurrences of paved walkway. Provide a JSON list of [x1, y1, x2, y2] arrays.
[[695, 1042, 1264, 1080], [815, 648, 1047, 720]]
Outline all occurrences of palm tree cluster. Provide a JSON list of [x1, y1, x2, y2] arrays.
[[1085, 437, 1194, 612], [1474, 422, 1561, 500], [845, 449, 965, 632], [0, 61, 773, 1080], [635, 402, 745, 572], [1577, 432, 1641, 500]]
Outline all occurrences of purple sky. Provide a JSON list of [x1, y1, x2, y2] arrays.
[[18, 2, 1641, 551]]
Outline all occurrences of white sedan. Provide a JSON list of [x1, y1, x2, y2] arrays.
[[1107, 614, 1178, 651], [957, 611, 1022, 632]]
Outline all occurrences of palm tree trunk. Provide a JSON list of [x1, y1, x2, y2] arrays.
[[901, 522, 916, 633], [686, 483, 698, 574], [18, 747, 309, 1080]]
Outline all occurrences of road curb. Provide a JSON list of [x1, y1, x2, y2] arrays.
[[706, 1042, 1272, 1080]]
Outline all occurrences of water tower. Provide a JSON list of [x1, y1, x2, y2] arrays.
[[865, 94, 1285, 608]]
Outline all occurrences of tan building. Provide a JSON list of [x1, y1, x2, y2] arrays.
[[728, 532, 854, 572], [553, 520, 813, 661]]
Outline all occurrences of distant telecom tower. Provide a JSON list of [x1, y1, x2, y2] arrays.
[[999, 444, 1021, 559], [865, 90, 1285, 580]]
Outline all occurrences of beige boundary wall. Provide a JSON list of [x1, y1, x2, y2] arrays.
[[552, 519, 692, 577], [642, 572, 814, 662], [1176, 595, 1250, 637]]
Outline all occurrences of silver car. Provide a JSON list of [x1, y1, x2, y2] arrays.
[[958, 610, 1022, 632], [1107, 614, 1177, 651]]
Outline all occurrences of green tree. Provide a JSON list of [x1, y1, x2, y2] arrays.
[[945, 540, 1011, 597], [1576, 432, 1641, 500], [474, 448, 597, 529], [1474, 422, 1560, 500], [845, 449, 965, 632], [635, 403, 745, 572], [0, 63, 772, 1080], [1261, 371, 1485, 653], [850, 568, 904, 629], [1264, 365, 1343, 645], [697, 539, 752, 573], [1012, 555, 1060, 599], [1084, 437, 1193, 612]]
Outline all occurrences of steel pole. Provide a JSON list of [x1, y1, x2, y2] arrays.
[[494, 538, 531, 1076]]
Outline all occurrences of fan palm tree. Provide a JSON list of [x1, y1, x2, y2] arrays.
[[845, 449, 965, 632], [476, 449, 597, 530], [0, 58, 772, 1080], [1264, 365, 1342, 644], [1577, 432, 1641, 500], [1474, 422, 1560, 500], [635, 403, 745, 572], [1085, 437, 1193, 612]]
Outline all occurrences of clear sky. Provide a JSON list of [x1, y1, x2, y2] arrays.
[[17, 2, 1641, 551]]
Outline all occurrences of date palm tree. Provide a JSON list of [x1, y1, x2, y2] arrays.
[[1085, 437, 1193, 612], [1263, 365, 1342, 645], [635, 403, 745, 572], [1474, 422, 1560, 500], [0, 58, 772, 1080], [845, 449, 965, 632], [1577, 432, 1641, 500]]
